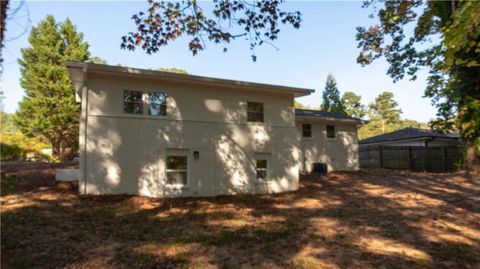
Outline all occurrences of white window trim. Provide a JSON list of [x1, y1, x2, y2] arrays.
[[165, 153, 190, 189], [256, 167, 268, 181], [255, 155, 271, 182], [122, 89, 170, 117], [147, 91, 168, 116]]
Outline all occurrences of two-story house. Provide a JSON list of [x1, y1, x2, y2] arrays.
[[66, 62, 360, 198]]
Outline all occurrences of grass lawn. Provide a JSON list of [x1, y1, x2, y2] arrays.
[[1, 164, 479, 268]]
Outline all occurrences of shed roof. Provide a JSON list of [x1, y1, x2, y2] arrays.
[[359, 127, 460, 145]]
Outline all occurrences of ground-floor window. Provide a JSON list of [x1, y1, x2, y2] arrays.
[[255, 152, 271, 181], [166, 154, 188, 186], [256, 159, 268, 180]]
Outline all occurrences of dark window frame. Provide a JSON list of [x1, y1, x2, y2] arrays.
[[123, 90, 143, 114], [302, 124, 312, 138], [326, 125, 336, 138], [247, 102, 264, 122]]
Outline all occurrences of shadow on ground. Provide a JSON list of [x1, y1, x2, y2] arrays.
[[1, 166, 479, 268]]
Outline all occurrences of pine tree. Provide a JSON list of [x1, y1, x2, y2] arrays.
[[341, 91, 366, 119], [368, 91, 402, 134], [321, 74, 345, 114], [15, 15, 90, 161]]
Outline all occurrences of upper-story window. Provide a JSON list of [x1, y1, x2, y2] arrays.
[[302, 124, 312, 138], [123, 90, 143, 114], [247, 102, 264, 122], [148, 92, 167, 116], [327, 125, 336, 138]]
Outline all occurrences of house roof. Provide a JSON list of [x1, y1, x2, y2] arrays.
[[65, 62, 315, 97], [295, 109, 364, 123], [359, 127, 460, 145]]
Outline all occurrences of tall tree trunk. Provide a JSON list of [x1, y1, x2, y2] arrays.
[[464, 137, 480, 172]]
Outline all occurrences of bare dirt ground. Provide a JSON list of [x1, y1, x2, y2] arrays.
[[1, 164, 479, 269]]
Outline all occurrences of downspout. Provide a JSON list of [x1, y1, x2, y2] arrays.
[[79, 65, 88, 194]]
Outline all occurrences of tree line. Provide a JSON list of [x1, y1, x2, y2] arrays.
[[2, 15, 187, 161], [4, 0, 479, 169], [118, 1, 478, 169], [295, 73, 428, 140]]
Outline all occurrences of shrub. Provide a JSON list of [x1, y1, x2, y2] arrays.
[[1, 143, 23, 161]]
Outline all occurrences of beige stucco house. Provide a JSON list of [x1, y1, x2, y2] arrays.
[[66, 62, 361, 198]]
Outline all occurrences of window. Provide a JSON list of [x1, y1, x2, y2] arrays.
[[302, 124, 312, 138], [247, 102, 264, 122], [123, 90, 143, 114], [166, 155, 188, 185], [148, 92, 167, 116], [327, 125, 335, 138], [256, 159, 268, 180]]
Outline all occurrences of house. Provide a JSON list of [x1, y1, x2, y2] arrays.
[[65, 62, 362, 198], [359, 127, 460, 147]]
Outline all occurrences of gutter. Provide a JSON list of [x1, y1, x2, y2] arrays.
[[65, 62, 315, 97]]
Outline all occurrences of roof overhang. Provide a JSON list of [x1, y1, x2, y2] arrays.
[[295, 115, 364, 125], [65, 62, 315, 102]]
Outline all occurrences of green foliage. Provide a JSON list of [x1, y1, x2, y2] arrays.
[[154, 67, 188, 74], [321, 74, 345, 114], [0, 143, 22, 161], [87, 56, 107, 64], [341, 91, 366, 119], [121, 1, 301, 61], [357, 1, 480, 167], [294, 100, 306, 109], [15, 15, 90, 161], [1, 112, 51, 160], [368, 91, 402, 133], [358, 91, 412, 140]]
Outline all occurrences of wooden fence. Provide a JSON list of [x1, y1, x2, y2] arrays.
[[359, 145, 462, 172]]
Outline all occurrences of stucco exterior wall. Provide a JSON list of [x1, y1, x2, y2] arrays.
[[81, 72, 300, 197], [296, 121, 359, 172]]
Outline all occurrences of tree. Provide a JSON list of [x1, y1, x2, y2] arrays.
[[368, 91, 402, 134], [155, 67, 188, 74], [0, 0, 9, 62], [87, 56, 108, 64], [294, 100, 306, 109], [356, 1, 480, 168], [1, 112, 50, 160], [341, 91, 366, 119], [321, 74, 345, 114], [397, 119, 421, 129], [121, 1, 301, 61], [15, 15, 90, 161]]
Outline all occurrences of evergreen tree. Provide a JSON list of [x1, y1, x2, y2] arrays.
[[368, 91, 402, 134], [341, 91, 366, 119], [321, 74, 345, 114], [15, 15, 90, 161]]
